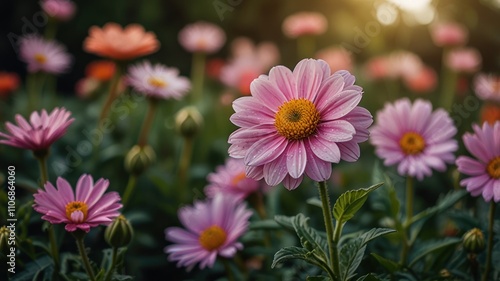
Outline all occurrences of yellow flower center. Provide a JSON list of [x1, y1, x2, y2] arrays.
[[198, 225, 227, 251], [34, 54, 47, 64], [399, 132, 426, 155], [274, 98, 321, 140], [487, 157, 500, 179], [148, 77, 167, 88], [65, 201, 88, 222], [231, 172, 247, 186]]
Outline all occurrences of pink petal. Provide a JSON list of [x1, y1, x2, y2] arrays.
[[286, 141, 307, 179]]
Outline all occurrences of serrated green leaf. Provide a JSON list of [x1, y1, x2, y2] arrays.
[[275, 215, 294, 231], [408, 237, 461, 267], [370, 253, 401, 273], [358, 228, 395, 246], [307, 276, 331, 281], [292, 214, 328, 259], [10, 255, 53, 281], [356, 274, 385, 281], [307, 197, 323, 208], [409, 190, 467, 227], [271, 246, 313, 268], [249, 219, 281, 230], [333, 183, 384, 224]]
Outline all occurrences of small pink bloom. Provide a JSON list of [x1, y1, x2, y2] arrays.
[[474, 73, 500, 103], [364, 56, 392, 80], [33, 174, 122, 232], [165, 194, 252, 271], [370, 98, 458, 180], [315, 47, 353, 73], [456, 122, 500, 202], [403, 66, 438, 93], [364, 51, 424, 81], [430, 22, 468, 47], [0, 107, 74, 151], [127, 61, 191, 100], [446, 48, 482, 73], [75, 77, 100, 99], [178, 22, 226, 54], [205, 157, 262, 200], [40, 0, 76, 22], [228, 59, 372, 190], [19, 35, 72, 74], [282, 12, 328, 38]]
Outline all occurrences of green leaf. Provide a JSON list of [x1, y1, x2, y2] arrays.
[[358, 228, 395, 246], [249, 219, 281, 231], [333, 183, 384, 225], [274, 215, 295, 231], [272, 246, 335, 279], [292, 214, 328, 257], [409, 190, 467, 227], [307, 276, 331, 281], [370, 253, 401, 273], [408, 237, 461, 267], [307, 197, 323, 208], [11, 255, 53, 281], [356, 274, 385, 281]]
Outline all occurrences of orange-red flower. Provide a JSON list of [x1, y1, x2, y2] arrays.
[[481, 104, 500, 125], [83, 23, 160, 60], [0, 72, 20, 98], [85, 60, 116, 81]]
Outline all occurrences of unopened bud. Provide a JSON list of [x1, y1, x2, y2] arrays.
[[175, 106, 203, 138], [0, 226, 10, 256], [462, 228, 485, 254], [105, 215, 134, 248], [124, 145, 156, 175]]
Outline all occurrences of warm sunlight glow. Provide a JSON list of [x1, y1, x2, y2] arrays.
[[387, 0, 431, 11]]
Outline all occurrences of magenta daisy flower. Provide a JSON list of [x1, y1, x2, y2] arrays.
[[228, 59, 372, 190], [0, 107, 74, 152], [456, 122, 500, 202], [178, 22, 226, 54], [205, 157, 262, 200], [127, 61, 191, 100], [19, 35, 72, 74], [370, 98, 458, 180], [165, 194, 252, 271], [33, 174, 122, 232], [474, 73, 500, 103]]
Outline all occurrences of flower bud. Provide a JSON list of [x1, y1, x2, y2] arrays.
[[124, 145, 156, 175], [105, 215, 134, 248], [175, 106, 203, 138], [0, 226, 10, 256], [462, 228, 485, 254]]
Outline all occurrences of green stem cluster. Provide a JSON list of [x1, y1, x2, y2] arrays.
[[74, 233, 96, 281], [400, 176, 414, 265], [318, 181, 340, 279], [482, 202, 496, 281]]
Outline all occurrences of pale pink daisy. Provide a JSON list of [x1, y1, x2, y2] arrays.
[[33, 174, 122, 232], [456, 122, 500, 202], [165, 194, 252, 271], [41, 0, 76, 22], [474, 73, 500, 103], [0, 107, 74, 152], [127, 61, 191, 100], [178, 22, 226, 54], [370, 98, 458, 180], [282, 12, 328, 38], [19, 35, 71, 74], [205, 157, 262, 200], [445, 48, 482, 73], [315, 46, 353, 73], [430, 22, 468, 47], [228, 59, 372, 190]]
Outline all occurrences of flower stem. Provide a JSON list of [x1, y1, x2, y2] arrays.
[[35, 154, 49, 189], [439, 48, 459, 111], [74, 233, 96, 281], [178, 136, 194, 202], [105, 247, 118, 281], [221, 258, 236, 281], [318, 181, 339, 278], [482, 202, 496, 281], [99, 63, 122, 126], [27, 73, 39, 113], [122, 175, 137, 207], [137, 98, 157, 148], [400, 176, 414, 265], [191, 52, 206, 103]]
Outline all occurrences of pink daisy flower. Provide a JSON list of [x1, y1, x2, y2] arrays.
[[41, 0, 76, 22], [33, 174, 122, 232], [127, 61, 191, 100], [456, 122, 500, 202], [370, 98, 458, 180], [19, 35, 72, 74], [165, 194, 252, 271], [178, 22, 226, 54], [205, 157, 262, 200], [228, 59, 372, 190], [430, 22, 468, 47], [474, 73, 500, 103], [282, 12, 328, 38], [0, 107, 74, 152], [445, 48, 482, 73]]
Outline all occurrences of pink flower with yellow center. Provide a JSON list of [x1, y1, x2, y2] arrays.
[[178, 22, 226, 54], [19, 35, 72, 74], [205, 157, 262, 200], [0, 107, 73, 152], [282, 12, 328, 38], [33, 174, 122, 232], [165, 194, 252, 271], [228, 59, 372, 190], [127, 61, 191, 100], [456, 122, 500, 202], [370, 98, 458, 180], [474, 73, 500, 103]]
